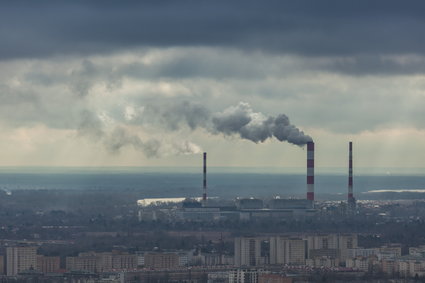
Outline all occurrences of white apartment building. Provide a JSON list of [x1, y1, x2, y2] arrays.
[[6, 246, 37, 276], [270, 237, 306, 265], [234, 237, 262, 267]]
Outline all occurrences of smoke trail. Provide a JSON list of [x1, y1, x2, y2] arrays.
[[212, 102, 312, 145], [76, 101, 311, 157], [148, 100, 312, 146], [104, 127, 161, 158], [77, 111, 203, 157]]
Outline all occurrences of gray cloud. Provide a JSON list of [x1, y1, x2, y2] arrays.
[[159, 101, 211, 131], [69, 60, 97, 97], [77, 110, 104, 141], [2, 49, 425, 140], [2, 0, 425, 63]]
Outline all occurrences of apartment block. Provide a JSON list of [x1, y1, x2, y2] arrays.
[[6, 246, 37, 276], [234, 237, 263, 267], [270, 237, 306, 265], [36, 255, 60, 274], [144, 252, 179, 269]]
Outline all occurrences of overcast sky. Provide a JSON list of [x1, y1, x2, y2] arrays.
[[1, 0, 425, 171]]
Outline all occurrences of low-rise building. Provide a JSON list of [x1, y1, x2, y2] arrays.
[[306, 256, 339, 268], [346, 256, 370, 272], [347, 248, 376, 258], [66, 251, 137, 273], [66, 252, 97, 273], [229, 269, 259, 283], [144, 252, 179, 269], [258, 273, 293, 283], [36, 255, 60, 274], [397, 256, 425, 278]]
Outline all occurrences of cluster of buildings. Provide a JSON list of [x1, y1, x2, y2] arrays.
[[5, 245, 64, 276], [138, 141, 358, 222], [65, 251, 137, 273], [0, 234, 358, 277], [234, 233, 357, 268], [138, 197, 317, 222], [0, 245, 231, 277], [346, 245, 425, 278], [4, 236, 425, 281], [2, 246, 140, 276], [1, 246, 215, 276], [235, 235, 425, 279]]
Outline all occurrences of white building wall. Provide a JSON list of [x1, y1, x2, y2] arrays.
[[234, 237, 261, 267]]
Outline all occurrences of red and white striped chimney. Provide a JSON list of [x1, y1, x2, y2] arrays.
[[306, 141, 314, 201], [348, 142, 354, 201], [202, 152, 207, 205]]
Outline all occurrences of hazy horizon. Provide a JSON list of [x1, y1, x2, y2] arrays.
[[0, 165, 424, 176]]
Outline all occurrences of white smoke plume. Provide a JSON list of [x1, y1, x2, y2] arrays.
[[212, 102, 312, 145], [141, 101, 312, 146], [76, 101, 311, 158]]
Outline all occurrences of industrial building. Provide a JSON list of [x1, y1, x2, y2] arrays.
[[196, 150, 313, 218], [137, 141, 357, 221]]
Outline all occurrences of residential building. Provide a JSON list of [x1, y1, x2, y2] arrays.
[[144, 252, 179, 269], [229, 269, 259, 283], [36, 255, 60, 274], [0, 255, 4, 275], [6, 246, 37, 276], [258, 273, 292, 283], [66, 252, 97, 273], [234, 237, 262, 267], [270, 237, 306, 265]]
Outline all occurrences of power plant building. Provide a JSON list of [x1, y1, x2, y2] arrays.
[[174, 146, 317, 221], [137, 140, 363, 222]]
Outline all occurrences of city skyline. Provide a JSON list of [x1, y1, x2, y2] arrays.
[[1, 1, 425, 170]]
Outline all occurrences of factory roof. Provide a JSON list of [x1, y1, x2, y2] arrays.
[[137, 198, 201, 207]]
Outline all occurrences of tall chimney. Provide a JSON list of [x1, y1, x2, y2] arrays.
[[307, 141, 314, 201], [202, 152, 207, 205], [348, 142, 354, 202]]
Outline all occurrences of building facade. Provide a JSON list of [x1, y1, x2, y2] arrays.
[[234, 237, 262, 267], [144, 252, 179, 269], [6, 246, 37, 276], [36, 255, 60, 274]]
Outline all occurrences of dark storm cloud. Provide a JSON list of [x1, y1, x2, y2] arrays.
[[324, 55, 425, 76], [2, 0, 425, 60]]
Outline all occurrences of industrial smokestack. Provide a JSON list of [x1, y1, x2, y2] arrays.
[[348, 142, 356, 211], [348, 142, 353, 200], [307, 141, 314, 201], [202, 152, 207, 205]]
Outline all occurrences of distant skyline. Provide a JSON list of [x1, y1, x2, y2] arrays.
[[1, 1, 425, 170]]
